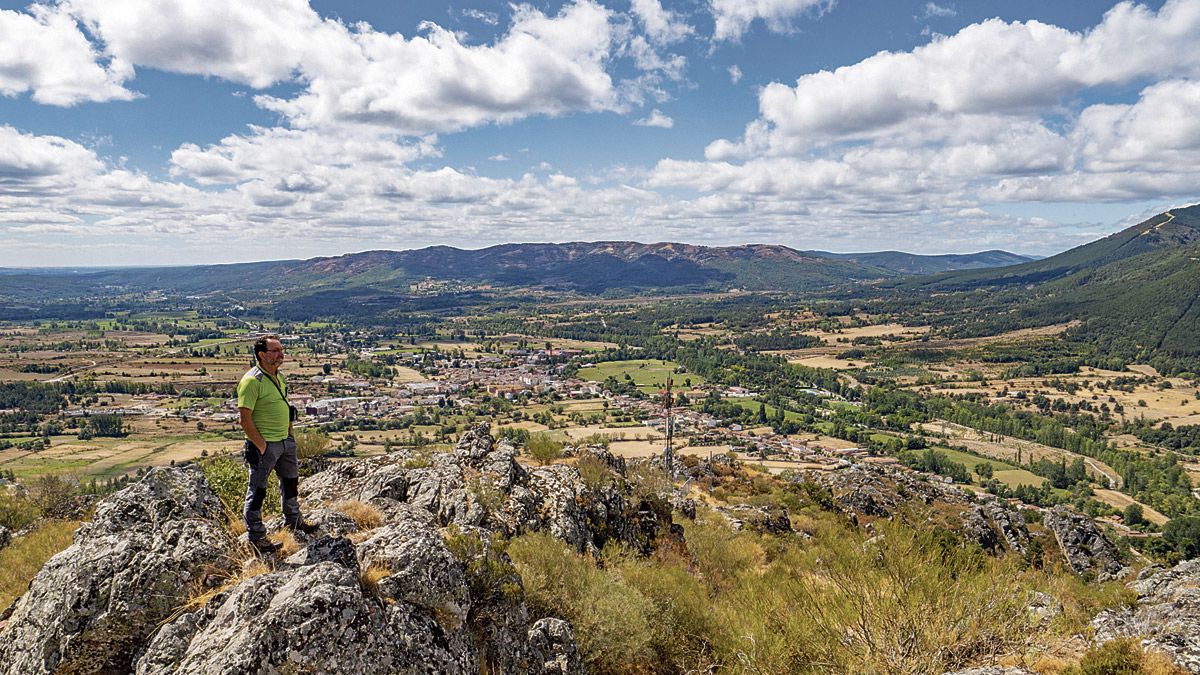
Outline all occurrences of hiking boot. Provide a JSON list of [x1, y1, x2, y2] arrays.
[[286, 520, 319, 535], [250, 537, 281, 554]]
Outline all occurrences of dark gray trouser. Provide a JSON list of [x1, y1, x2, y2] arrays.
[[243, 437, 301, 540]]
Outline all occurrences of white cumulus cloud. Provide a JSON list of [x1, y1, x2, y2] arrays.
[[631, 0, 693, 44], [635, 109, 674, 128], [64, 0, 326, 88], [710, 0, 834, 42], [920, 2, 956, 19], [714, 0, 1200, 156], [0, 4, 135, 105], [258, 1, 620, 134]]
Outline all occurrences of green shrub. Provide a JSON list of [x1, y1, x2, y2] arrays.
[[684, 513, 765, 592], [1065, 638, 1149, 674], [27, 474, 80, 518], [442, 525, 523, 617], [575, 454, 615, 492], [614, 548, 716, 669], [0, 491, 40, 530], [402, 445, 436, 469], [508, 532, 657, 674], [505, 487, 1137, 674], [200, 455, 280, 518], [526, 433, 563, 465], [293, 429, 331, 459]]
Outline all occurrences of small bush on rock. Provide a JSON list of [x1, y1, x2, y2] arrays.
[[0, 519, 78, 610], [526, 433, 564, 465], [1065, 637, 1185, 675], [0, 491, 39, 530], [200, 454, 281, 519]]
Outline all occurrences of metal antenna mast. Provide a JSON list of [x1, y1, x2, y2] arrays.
[[661, 375, 674, 476]]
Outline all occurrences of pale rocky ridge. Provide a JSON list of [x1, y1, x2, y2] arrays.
[[0, 423, 1193, 673], [1092, 559, 1200, 672], [0, 425, 625, 674]]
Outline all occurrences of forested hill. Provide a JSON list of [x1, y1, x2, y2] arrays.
[[806, 249, 1033, 274], [0, 242, 1029, 300], [886, 204, 1200, 368]]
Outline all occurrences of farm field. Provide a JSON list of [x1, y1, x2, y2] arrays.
[[922, 446, 1046, 488], [575, 359, 704, 393], [917, 419, 1121, 487], [802, 323, 929, 345], [0, 435, 240, 479]]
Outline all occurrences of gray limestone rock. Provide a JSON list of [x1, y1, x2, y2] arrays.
[[0, 466, 235, 675], [135, 561, 475, 675], [983, 500, 1030, 555], [300, 424, 675, 557], [719, 504, 792, 534], [301, 453, 411, 504], [528, 618, 583, 674], [286, 534, 361, 571], [355, 519, 470, 631], [1043, 505, 1128, 581], [265, 506, 359, 538], [962, 505, 1001, 552], [960, 500, 1031, 555], [0, 525, 9, 551], [1025, 591, 1063, 627], [1092, 558, 1200, 673]]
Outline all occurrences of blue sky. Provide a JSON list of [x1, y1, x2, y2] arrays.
[[0, 0, 1194, 266]]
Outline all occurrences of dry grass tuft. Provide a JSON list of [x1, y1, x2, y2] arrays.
[[359, 560, 391, 597], [1029, 653, 1079, 673], [334, 500, 385, 531], [181, 555, 271, 614], [223, 509, 246, 537], [1143, 650, 1189, 675], [0, 519, 78, 610], [271, 529, 301, 556]]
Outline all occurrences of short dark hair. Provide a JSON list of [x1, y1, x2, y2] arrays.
[[253, 335, 281, 363]]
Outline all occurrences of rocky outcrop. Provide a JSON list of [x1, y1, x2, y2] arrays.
[[718, 504, 792, 534], [528, 618, 582, 674], [0, 525, 9, 551], [982, 500, 1030, 555], [961, 500, 1030, 555], [139, 515, 572, 674], [1092, 558, 1200, 673], [0, 432, 588, 675], [136, 559, 455, 674], [301, 424, 675, 556], [1043, 506, 1128, 581], [0, 466, 236, 675], [796, 463, 967, 520]]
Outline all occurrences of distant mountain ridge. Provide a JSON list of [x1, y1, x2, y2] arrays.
[[0, 242, 1032, 301], [806, 249, 1035, 275]]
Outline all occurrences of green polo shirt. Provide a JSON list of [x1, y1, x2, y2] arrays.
[[237, 366, 290, 442]]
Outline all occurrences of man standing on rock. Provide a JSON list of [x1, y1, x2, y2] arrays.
[[239, 335, 317, 553]]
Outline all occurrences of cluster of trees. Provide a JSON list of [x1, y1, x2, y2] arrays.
[[0, 382, 65, 414], [1028, 457, 1090, 490], [897, 449, 970, 484], [344, 354, 393, 379], [732, 330, 820, 351], [76, 414, 125, 439], [1129, 420, 1200, 453]]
